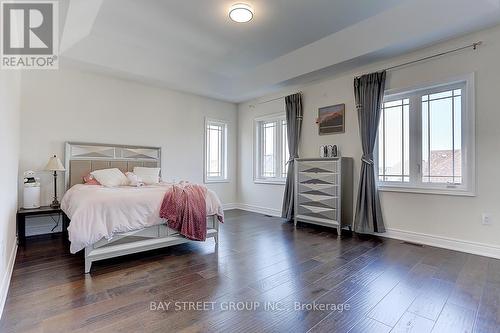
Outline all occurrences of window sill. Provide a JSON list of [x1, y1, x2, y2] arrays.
[[254, 179, 286, 185], [204, 179, 230, 184], [378, 184, 476, 197]]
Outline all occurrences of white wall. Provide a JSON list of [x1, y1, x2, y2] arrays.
[[238, 24, 500, 254], [0, 70, 21, 317], [19, 68, 238, 234]]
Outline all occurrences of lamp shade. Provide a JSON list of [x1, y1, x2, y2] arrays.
[[45, 155, 65, 171]]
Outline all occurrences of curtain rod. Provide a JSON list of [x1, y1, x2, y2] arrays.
[[249, 91, 302, 108], [356, 41, 482, 79]]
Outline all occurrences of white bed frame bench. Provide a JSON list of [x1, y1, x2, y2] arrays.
[[63, 142, 219, 274]]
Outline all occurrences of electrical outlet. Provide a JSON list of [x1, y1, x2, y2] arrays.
[[482, 213, 492, 225]]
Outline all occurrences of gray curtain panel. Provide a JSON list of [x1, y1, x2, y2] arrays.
[[353, 71, 386, 233], [281, 93, 303, 220]]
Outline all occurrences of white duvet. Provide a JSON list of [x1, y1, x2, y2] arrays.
[[61, 184, 223, 253]]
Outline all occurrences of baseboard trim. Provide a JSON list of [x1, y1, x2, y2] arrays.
[[228, 203, 281, 217], [383, 228, 500, 259], [0, 240, 17, 320], [222, 203, 239, 211]]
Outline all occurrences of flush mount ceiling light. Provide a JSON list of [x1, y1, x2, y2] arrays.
[[229, 3, 254, 23]]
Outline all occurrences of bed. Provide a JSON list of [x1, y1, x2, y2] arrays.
[[61, 142, 221, 273]]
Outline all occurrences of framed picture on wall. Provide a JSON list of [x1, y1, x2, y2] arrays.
[[317, 103, 345, 135]]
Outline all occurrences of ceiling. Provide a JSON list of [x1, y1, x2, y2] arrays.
[[59, 0, 500, 103]]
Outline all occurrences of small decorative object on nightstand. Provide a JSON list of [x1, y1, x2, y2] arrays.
[[45, 155, 66, 209], [23, 170, 41, 209]]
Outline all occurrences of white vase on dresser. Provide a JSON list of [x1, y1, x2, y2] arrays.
[[294, 157, 353, 235]]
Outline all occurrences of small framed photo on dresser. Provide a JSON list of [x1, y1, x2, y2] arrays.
[[317, 103, 345, 135]]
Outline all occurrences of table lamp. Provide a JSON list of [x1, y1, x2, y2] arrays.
[[45, 155, 66, 208]]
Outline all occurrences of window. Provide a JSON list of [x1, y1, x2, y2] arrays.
[[376, 75, 475, 195], [204, 119, 228, 183], [255, 114, 288, 183], [378, 98, 410, 183]]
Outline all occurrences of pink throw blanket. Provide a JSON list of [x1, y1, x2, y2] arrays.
[[160, 182, 219, 241]]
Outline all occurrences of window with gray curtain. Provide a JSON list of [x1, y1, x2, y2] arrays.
[[376, 76, 475, 196]]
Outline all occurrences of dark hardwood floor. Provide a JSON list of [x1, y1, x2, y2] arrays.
[[1, 209, 499, 332]]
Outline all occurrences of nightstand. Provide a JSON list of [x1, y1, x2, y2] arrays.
[[16, 206, 69, 247]]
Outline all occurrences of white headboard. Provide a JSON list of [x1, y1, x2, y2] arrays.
[[64, 142, 161, 189]]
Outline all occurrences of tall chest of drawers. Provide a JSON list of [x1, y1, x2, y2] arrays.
[[294, 157, 353, 235]]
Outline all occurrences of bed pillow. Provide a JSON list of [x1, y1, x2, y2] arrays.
[[125, 172, 145, 187], [90, 168, 128, 187], [133, 167, 160, 185], [83, 173, 101, 185]]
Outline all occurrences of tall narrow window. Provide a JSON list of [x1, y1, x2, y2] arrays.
[[262, 121, 276, 177], [376, 75, 475, 195], [421, 89, 462, 184], [255, 114, 288, 183], [378, 98, 410, 182], [205, 119, 228, 182]]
